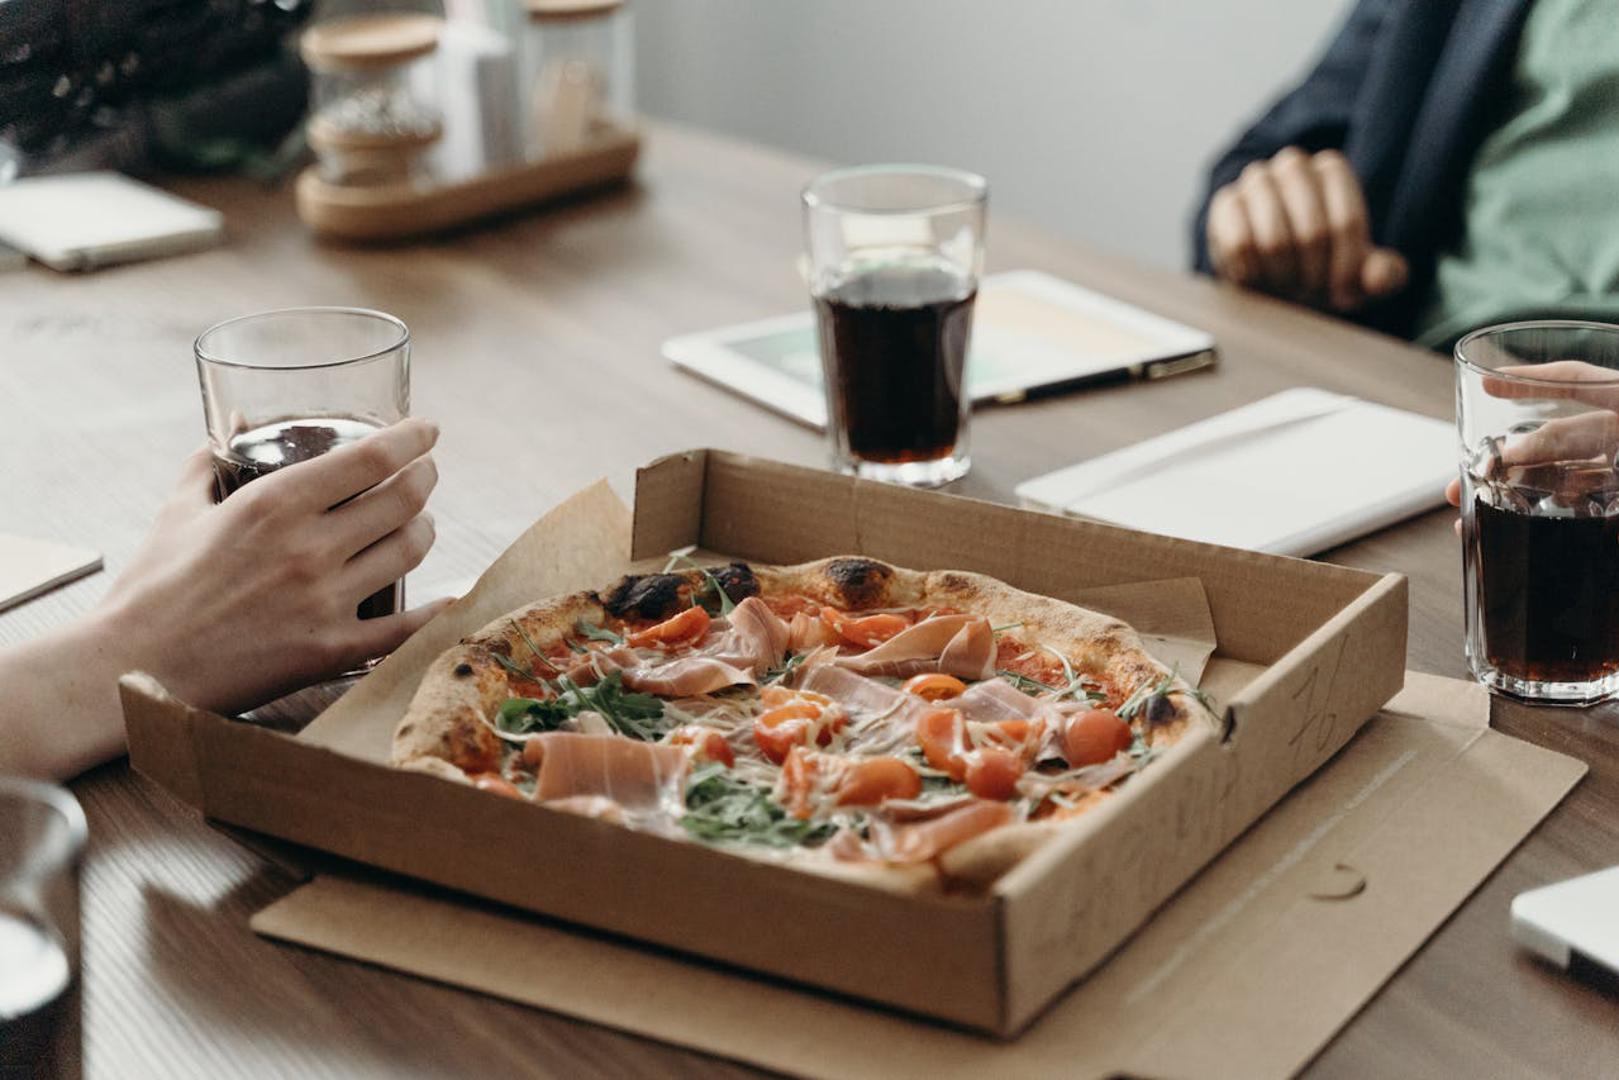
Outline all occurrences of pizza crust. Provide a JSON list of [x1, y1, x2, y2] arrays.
[[392, 556, 1219, 892]]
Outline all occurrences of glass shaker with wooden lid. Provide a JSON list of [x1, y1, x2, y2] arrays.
[[301, 12, 445, 187], [518, 0, 635, 161]]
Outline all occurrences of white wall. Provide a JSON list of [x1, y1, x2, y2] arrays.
[[634, 0, 1351, 269]]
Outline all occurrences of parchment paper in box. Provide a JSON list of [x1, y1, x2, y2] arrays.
[[253, 673, 1584, 1080], [296, 481, 1217, 762]]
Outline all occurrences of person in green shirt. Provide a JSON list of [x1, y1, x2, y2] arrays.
[[1193, 0, 1619, 350]]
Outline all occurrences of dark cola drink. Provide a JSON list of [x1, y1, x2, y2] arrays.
[[1469, 462, 1619, 689], [814, 259, 975, 467], [212, 417, 401, 620]]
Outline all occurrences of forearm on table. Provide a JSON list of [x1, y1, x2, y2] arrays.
[[0, 608, 135, 781]]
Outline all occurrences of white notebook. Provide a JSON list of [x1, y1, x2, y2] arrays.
[[1015, 388, 1455, 557], [0, 173, 222, 271], [0, 534, 102, 613]]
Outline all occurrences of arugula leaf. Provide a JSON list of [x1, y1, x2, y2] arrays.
[[996, 668, 1060, 694], [762, 652, 807, 685], [662, 549, 736, 617], [493, 670, 668, 741], [494, 653, 544, 683], [1117, 673, 1167, 719], [1035, 644, 1109, 703], [680, 765, 836, 848], [495, 697, 572, 735], [1117, 667, 1217, 721], [576, 619, 625, 646], [560, 671, 669, 741], [510, 620, 563, 676]]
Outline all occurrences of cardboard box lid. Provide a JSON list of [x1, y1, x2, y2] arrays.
[[251, 673, 1584, 1079]]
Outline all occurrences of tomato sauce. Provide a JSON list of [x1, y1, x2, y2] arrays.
[[506, 672, 551, 698], [763, 594, 822, 619], [993, 636, 1066, 687]]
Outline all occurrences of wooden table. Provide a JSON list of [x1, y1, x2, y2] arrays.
[[2, 122, 1614, 1078]]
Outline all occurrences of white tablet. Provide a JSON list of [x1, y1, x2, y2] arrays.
[[664, 270, 1216, 429], [1511, 866, 1619, 986]]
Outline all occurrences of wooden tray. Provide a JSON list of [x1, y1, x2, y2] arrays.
[[295, 127, 640, 241]]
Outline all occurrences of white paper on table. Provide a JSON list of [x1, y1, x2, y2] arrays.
[[1015, 388, 1456, 556], [0, 534, 102, 612], [0, 173, 221, 271]]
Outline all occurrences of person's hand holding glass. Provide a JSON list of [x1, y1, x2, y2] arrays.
[[0, 309, 448, 781], [1450, 322, 1619, 704]]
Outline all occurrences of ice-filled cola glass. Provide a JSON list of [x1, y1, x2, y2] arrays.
[[1457, 321, 1619, 705]]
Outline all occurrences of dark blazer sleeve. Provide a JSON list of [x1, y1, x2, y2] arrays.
[[1190, 0, 1395, 273]]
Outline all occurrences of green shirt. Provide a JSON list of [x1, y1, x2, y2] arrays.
[[1414, 0, 1619, 350]]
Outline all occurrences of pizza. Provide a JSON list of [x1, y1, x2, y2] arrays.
[[392, 556, 1217, 891]]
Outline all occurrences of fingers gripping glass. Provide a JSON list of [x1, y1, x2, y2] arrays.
[[195, 307, 412, 625], [1456, 321, 1619, 705]]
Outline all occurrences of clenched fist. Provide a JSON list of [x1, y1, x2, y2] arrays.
[[1207, 147, 1408, 312]]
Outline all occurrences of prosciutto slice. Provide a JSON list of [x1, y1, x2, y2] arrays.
[[865, 800, 1015, 864], [620, 655, 756, 697], [575, 646, 756, 697], [834, 614, 996, 681], [699, 596, 790, 674], [800, 665, 920, 720], [955, 677, 1090, 762], [954, 678, 1045, 724], [787, 610, 838, 653], [531, 732, 688, 814], [798, 665, 929, 755]]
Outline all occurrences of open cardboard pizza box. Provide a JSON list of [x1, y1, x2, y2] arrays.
[[121, 450, 1585, 1055]]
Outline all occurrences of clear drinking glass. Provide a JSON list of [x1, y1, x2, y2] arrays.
[[195, 307, 412, 624], [0, 779, 88, 1080], [1457, 320, 1619, 705], [803, 164, 987, 487]]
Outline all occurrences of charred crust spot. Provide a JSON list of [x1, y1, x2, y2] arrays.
[[713, 562, 759, 604], [453, 662, 474, 678], [1143, 693, 1178, 730], [603, 573, 686, 621], [824, 557, 894, 609]]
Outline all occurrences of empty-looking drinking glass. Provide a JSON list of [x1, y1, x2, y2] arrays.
[[1457, 321, 1619, 705]]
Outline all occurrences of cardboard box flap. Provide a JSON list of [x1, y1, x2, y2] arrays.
[[1068, 576, 1216, 681], [120, 672, 207, 809], [298, 480, 633, 760], [249, 673, 1585, 1079]]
